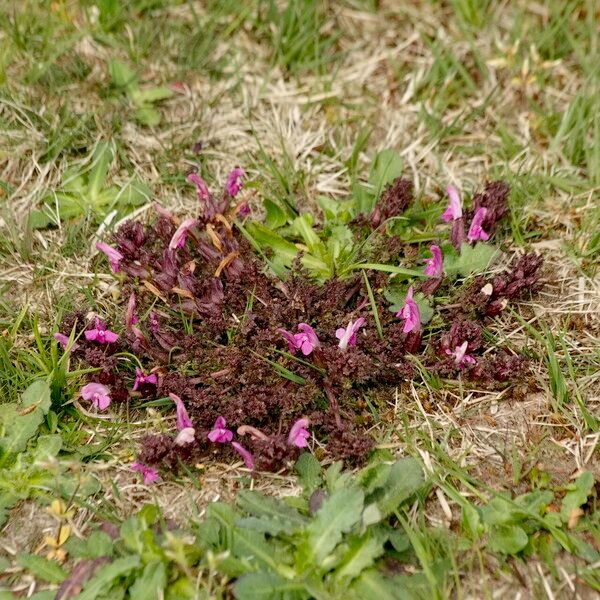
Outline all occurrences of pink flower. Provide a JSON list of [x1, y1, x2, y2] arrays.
[[335, 317, 366, 350], [446, 341, 477, 369], [131, 462, 160, 485], [225, 167, 245, 197], [169, 393, 193, 430], [84, 318, 119, 344], [442, 185, 462, 222], [54, 333, 79, 351], [169, 217, 199, 250], [96, 242, 123, 273], [231, 441, 254, 470], [277, 323, 320, 356], [125, 293, 138, 329], [208, 416, 233, 443], [288, 418, 310, 448], [80, 382, 111, 410], [132, 368, 157, 391], [396, 286, 421, 334], [467, 207, 490, 242], [187, 173, 210, 201], [174, 427, 196, 446], [424, 245, 443, 278], [237, 202, 250, 217]]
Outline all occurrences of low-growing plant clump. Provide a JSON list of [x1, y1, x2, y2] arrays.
[[55, 151, 544, 477]]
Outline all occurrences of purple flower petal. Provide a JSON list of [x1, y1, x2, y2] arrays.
[[187, 173, 210, 201], [169, 393, 193, 430], [336, 317, 365, 350], [80, 382, 111, 411], [225, 167, 245, 197], [231, 442, 254, 470], [131, 462, 160, 485], [423, 245, 443, 278], [54, 332, 79, 351], [396, 286, 421, 334], [174, 427, 196, 446], [288, 418, 310, 448], [208, 416, 233, 443], [96, 242, 123, 273], [467, 207, 490, 242], [169, 218, 199, 250], [442, 185, 462, 222]]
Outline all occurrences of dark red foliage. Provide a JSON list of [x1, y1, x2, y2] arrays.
[[459, 252, 544, 317], [472, 181, 510, 235], [68, 178, 543, 473], [370, 177, 414, 228]]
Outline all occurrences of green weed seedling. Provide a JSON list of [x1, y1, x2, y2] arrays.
[[109, 59, 174, 127], [28, 141, 151, 229]]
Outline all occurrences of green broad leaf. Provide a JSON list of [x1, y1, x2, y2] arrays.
[[443, 243, 499, 277], [316, 195, 353, 223], [129, 560, 166, 600], [356, 462, 392, 496], [113, 178, 152, 208], [334, 532, 386, 581], [27, 209, 54, 230], [66, 531, 114, 559], [33, 434, 62, 461], [0, 380, 51, 459], [295, 453, 322, 493], [264, 199, 288, 229], [560, 471, 595, 523], [304, 487, 364, 563], [109, 59, 137, 90], [488, 524, 529, 555], [55, 192, 89, 219], [131, 86, 174, 105], [369, 149, 403, 199], [384, 287, 434, 324], [352, 182, 375, 217], [75, 555, 141, 600], [363, 458, 424, 525], [351, 263, 424, 278], [231, 528, 282, 571], [135, 105, 161, 127], [87, 142, 114, 201], [350, 569, 407, 600], [236, 491, 308, 531], [291, 214, 324, 254], [233, 571, 309, 600], [245, 222, 299, 262], [16, 552, 67, 583]]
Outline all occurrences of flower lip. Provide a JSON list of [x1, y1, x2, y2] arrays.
[[131, 462, 160, 485], [442, 185, 462, 222], [96, 242, 123, 273], [54, 332, 79, 351], [169, 217, 199, 250], [174, 427, 196, 446], [277, 323, 320, 356], [80, 382, 111, 410], [467, 207, 490, 242], [396, 286, 421, 334], [447, 341, 477, 368], [335, 317, 366, 350], [423, 244, 443, 278], [132, 368, 158, 391], [288, 418, 310, 448], [225, 167, 245, 197], [231, 442, 254, 470], [84, 318, 119, 344], [187, 173, 210, 201], [169, 393, 193, 430], [208, 416, 233, 443]]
